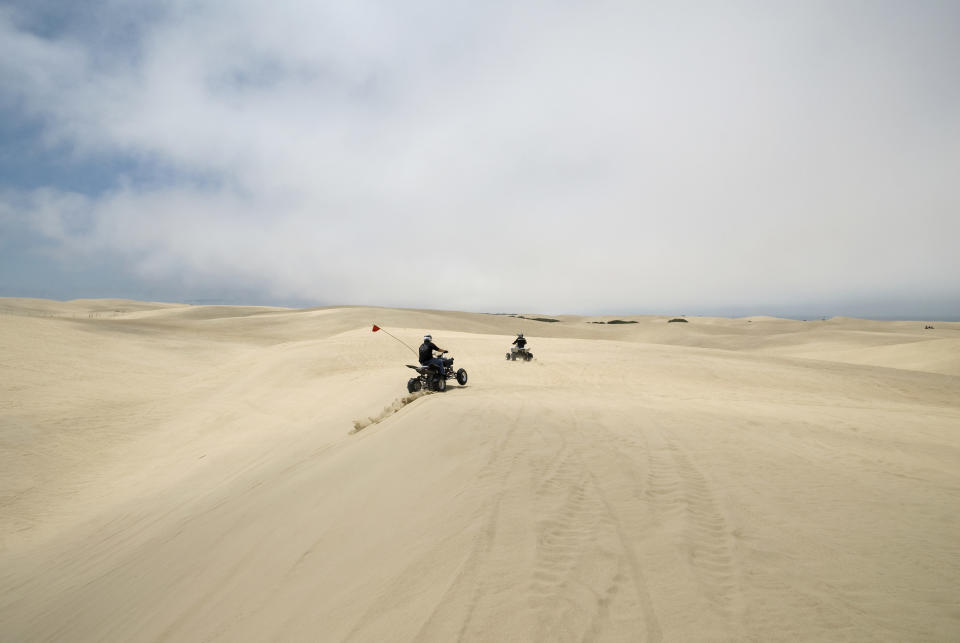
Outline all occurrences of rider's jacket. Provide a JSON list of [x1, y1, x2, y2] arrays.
[[419, 340, 440, 364], [513, 337, 527, 348]]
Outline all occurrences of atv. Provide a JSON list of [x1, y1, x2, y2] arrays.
[[506, 346, 533, 361], [406, 358, 468, 393]]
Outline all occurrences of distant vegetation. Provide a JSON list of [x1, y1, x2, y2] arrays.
[[588, 320, 638, 324], [484, 313, 561, 322], [519, 315, 560, 323], [667, 318, 688, 323]]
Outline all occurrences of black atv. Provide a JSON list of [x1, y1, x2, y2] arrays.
[[406, 358, 468, 393]]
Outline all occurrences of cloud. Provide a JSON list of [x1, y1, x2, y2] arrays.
[[1, 1, 959, 315]]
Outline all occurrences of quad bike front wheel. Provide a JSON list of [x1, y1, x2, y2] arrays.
[[456, 368, 468, 386], [407, 378, 422, 394]]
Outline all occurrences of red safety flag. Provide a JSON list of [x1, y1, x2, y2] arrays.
[[372, 324, 381, 332]]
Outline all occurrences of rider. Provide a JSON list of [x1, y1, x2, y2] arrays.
[[512, 332, 527, 350], [419, 334, 451, 374]]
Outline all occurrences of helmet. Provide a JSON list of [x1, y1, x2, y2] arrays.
[[424, 334, 432, 341], [518, 332, 524, 338]]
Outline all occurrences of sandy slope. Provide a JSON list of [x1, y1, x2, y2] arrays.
[[1, 300, 959, 641]]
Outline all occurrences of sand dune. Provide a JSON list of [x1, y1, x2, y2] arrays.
[[2, 299, 959, 641]]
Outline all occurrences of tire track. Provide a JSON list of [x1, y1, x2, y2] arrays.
[[644, 428, 745, 625], [565, 407, 663, 642], [669, 442, 741, 614], [409, 396, 528, 642], [527, 459, 603, 610], [580, 567, 628, 643], [572, 403, 749, 638]]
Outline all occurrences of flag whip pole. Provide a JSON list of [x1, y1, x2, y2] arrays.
[[371, 324, 417, 356]]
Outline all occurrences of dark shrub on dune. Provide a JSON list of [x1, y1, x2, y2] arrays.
[[518, 315, 560, 323], [667, 318, 688, 323]]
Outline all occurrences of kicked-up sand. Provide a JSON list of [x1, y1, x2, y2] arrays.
[[1, 298, 959, 641]]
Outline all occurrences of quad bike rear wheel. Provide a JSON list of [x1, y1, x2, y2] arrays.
[[407, 378, 422, 394], [435, 376, 446, 392], [525, 353, 533, 361]]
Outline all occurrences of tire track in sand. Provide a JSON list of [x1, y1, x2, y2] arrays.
[[535, 409, 662, 642], [527, 453, 604, 610], [643, 428, 745, 624], [408, 395, 528, 642]]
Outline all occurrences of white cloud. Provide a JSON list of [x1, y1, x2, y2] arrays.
[[1, 1, 959, 314]]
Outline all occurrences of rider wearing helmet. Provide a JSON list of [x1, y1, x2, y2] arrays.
[[419, 334, 451, 373], [512, 332, 527, 349]]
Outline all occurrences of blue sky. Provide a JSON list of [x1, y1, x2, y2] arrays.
[[1, 1, 959, 318]]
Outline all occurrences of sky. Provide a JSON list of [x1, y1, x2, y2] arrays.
[[1, 0, 958, 318]]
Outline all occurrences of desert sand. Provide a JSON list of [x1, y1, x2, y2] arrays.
[[1, 298, 959, 641]]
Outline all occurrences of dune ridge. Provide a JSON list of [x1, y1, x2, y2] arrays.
[[2, 298, 959, 641]]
